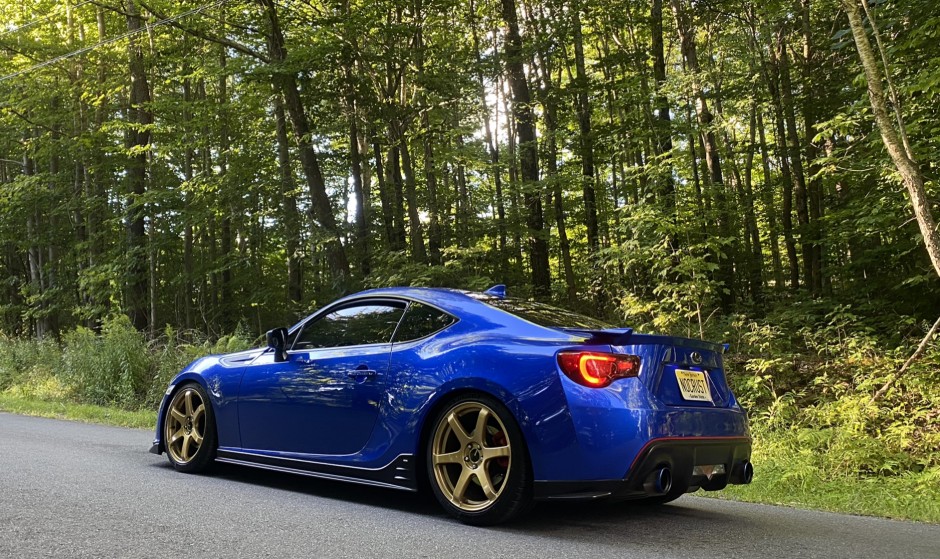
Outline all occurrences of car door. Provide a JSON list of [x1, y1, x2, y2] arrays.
[[237, 300, 406, 456]]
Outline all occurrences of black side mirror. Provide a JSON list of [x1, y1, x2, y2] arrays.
[[266, 327, 289, 362]]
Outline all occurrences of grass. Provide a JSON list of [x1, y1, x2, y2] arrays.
[[705, 453, 940, 524], [0, 392, 155, 430], [712, 473, 940, 524]]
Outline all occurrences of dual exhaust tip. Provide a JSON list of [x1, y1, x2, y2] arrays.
[[643, 461, 753, 495]]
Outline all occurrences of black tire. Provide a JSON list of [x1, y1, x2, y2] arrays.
[[163, 382, 217, 473], [426, 394, 533, 526]]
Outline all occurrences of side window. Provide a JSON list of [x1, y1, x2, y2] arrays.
[[293, 302, 406, 350], [392, 302, 456, 343]]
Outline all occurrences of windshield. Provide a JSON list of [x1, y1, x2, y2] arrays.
[[478, 297, 613, 330]]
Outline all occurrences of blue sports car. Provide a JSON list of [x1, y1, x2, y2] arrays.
[[151, 285, 752, 525]]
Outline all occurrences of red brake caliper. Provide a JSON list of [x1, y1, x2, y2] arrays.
[[491, 431, 509, 468]]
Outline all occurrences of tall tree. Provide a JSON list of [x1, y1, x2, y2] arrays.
[[124, 0, 152, 331], [842, 0, 940, 279], [260, 0, 349, 289], [572, 3, 600, 253], [501, 0, 550, 298], [671, 0, 734, 308]]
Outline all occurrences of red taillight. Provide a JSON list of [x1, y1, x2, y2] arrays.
[[557, 351, 641, 388]]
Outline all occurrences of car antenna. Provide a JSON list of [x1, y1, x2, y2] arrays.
[[483, 284, 507, 299]]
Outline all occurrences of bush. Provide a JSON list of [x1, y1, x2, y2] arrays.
[[719, 308, 940, 478], [143, 325, 253, 409], [0, 335, 63, 392], [61, 316, 153, 408]]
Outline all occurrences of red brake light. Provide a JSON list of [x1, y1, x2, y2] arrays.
[[557, 351, 641, 388]]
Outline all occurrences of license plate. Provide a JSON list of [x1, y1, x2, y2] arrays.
[[675, 370, 713, 402]]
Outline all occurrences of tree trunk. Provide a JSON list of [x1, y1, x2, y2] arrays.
[[398, 128, 427, 264], [757, 110, 785, 289], [261, 0, 349, 288], [371, 135, 396, 249], [340, 4, 371, 276], [218, 41, 233, 329], [671, 0, 734, 309], [501, 0, 550, 298], [531, 15, 577, 301], [801, 0, 824, 292], [744, 106, 764, 302], [349, 116, 370, 275], [421, 113, 443, 266], [651, 0, 677, 218], [274, 94, 303, 303], [843, 0, 940, 279], [125, 0, 151, 331], [776, 30, 813, 293], [412, 14, 441, 266], [572, 5, 599, 254], [760, 31, 800, 289], [387, 143, 408, 251], [472, 20, 507, 270], [181, 73, 195, 327]]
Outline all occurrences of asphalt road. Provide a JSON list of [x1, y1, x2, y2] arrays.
[[1, 413, 938, 559]]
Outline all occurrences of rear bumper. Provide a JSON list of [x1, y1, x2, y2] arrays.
[[534, 436, 752, 501]]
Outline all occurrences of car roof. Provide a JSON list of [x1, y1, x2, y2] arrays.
[[338, 286, 484, 315], [301, 286, 583, 343]]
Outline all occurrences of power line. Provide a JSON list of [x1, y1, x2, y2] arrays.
[[0, 1, 95, 38], [0, 0, 229, 84]]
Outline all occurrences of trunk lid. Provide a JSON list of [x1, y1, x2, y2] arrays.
[[562, 328, 734, 408]]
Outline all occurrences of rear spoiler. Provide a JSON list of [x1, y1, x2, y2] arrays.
[[560, 327, 634, 346], [561, 327, 728, 353]]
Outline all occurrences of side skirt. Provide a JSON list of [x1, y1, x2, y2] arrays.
[[214, 449, 417, 492]]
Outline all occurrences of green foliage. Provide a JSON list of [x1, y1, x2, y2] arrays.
[[363, 249, 496, 293], [0, 335, 62, 392], [61, 316, 155, 408], [145, 324, 254, 408], [717, 306, 940, 494], [600, 199, 732, 338], [0, 318, 253, 411]]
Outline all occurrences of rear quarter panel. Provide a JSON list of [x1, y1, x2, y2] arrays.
[[361, 316, 582, 481]]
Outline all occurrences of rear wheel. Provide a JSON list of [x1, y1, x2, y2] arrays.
[[163, 383, 216, 473], [427, 395, 532, 525]]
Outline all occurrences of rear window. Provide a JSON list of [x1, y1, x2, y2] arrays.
[[393, 302, 456, 342], [479, 297, 612, 330]]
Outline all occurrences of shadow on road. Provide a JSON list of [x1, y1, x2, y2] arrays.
[[152, 458, 750, 543]]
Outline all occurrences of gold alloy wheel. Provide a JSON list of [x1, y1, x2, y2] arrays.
[[431, 402, 512, 512], [164, 387, 207, 465]]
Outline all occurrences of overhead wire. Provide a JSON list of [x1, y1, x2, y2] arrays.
[[0, 0, 229, 84], [0, 1, 95, 38]]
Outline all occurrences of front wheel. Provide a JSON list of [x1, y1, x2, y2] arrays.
[[426, 395, 532, 525], [163, 383, 216, 473]]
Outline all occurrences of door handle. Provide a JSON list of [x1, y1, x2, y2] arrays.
[[346, 369, 377, 378]]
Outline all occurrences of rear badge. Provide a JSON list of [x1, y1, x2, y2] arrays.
[[690, 351, 703, 365]]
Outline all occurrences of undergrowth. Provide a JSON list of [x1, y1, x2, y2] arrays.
[[0, 315, 253, 411]]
